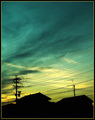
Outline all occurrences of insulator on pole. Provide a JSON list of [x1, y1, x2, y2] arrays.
[[13, 75, 22, 104]]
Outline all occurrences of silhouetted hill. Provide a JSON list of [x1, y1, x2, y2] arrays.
[[2, 93, 93, 118]]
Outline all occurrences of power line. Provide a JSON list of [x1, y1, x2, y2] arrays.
[[75, 79, 94, 85], [32, 69, 93, 85], [23, 69, 93, 88], [48, 68, 93, 82], [44, 79, 93, 93], [42, 55, 93, 75], [15, 68, 93, 94], [22, 69, 93, 88], [25, 58, 93, 83], [46, 85, 93, 95], [20, 52, 93, 81]]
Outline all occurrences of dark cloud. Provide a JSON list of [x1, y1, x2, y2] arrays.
[[2, 91, 13, 94], [17, 70, 40, 75], [2, 78, 14, 89]]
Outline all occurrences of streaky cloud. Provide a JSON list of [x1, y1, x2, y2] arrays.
[[18, 70, 40, 75]]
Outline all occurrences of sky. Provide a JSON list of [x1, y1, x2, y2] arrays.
[[1, 1, 94, 105]]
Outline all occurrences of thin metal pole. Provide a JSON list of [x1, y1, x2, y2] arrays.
[[72, 79, 75, 97], [74, 84, 75, 97], [16, 76, 17, 104]]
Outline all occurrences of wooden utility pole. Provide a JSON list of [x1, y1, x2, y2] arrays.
[[13, 75, 22, 104]]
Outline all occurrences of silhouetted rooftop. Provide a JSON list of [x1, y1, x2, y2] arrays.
[[2, 94, 93, 118], [17, 92, 51, 105], [56, 95, 93, 104]]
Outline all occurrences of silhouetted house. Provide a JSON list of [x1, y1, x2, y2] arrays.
[[2, 103, 19, 118], [55, 95, 93, 118], [2, 92, 54, 118], [2, 93, 93, 118], [16, 92, 54, 117], [17, 92, 51, 107]]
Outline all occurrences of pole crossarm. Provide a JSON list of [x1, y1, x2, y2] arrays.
[[13, 75, 22, 104]]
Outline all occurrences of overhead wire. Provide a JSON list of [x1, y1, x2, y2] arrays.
[[18, 65, 94, 90], [23, 56, 93, 82], [29, 68, 94, 85], [24, 55, 93, 83], [46, 85, 93, 95], [43, 79, 93, 93], [19, 47, 93, 81]]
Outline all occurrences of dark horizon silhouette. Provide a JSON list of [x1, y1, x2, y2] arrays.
[[2, 92, 93, 118]]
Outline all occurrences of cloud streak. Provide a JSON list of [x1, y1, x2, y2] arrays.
[[64, 58, 78, 64]]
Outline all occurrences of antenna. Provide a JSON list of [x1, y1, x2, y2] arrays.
[[71, 79, 75, 97], [13, 75, 22, 104]]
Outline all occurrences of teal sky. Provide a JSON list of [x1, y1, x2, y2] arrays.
[[1, 1, 94, 105]]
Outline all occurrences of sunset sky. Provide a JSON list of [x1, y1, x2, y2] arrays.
[[1, 1, 94, 105]]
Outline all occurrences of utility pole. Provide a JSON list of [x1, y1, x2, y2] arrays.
[[73, 84, 75, 97], [72, 79, 75, 97], [13, 75, 22, 104]]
